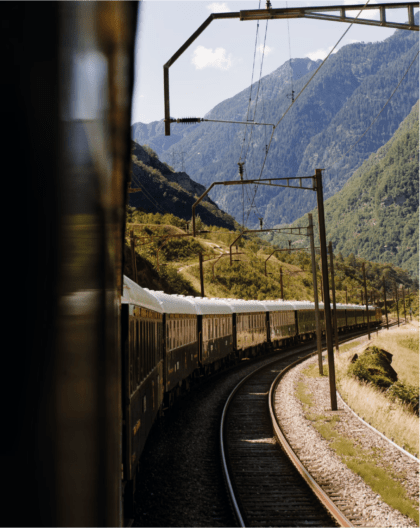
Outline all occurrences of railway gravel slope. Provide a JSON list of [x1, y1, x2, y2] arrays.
[[274, 350, 419, 527]]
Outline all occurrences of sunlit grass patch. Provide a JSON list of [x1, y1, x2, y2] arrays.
[[346, 459, 419, 525], [338, 340, 362, 354], [296, 381, 313, 407], [369, 323, 419, 387], [337, 376, 419, 455]]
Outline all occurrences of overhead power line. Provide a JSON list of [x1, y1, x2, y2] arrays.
[[244, 0, 371, 225]]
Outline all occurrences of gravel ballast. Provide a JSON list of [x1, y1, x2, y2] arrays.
[[274, 350, 419, 527]]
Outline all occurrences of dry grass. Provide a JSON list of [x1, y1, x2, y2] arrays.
[[335, 324, 419, 455], [367, 321, 419, 387], [337, 376, 419, 455]]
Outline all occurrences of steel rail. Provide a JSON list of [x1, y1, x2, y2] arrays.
[[220, 322, 390, 527], [268, 357, 353, 527]]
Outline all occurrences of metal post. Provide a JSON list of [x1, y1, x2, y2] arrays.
[[363, 263, 370, 339], [199, 253, 205, 297], [320, 272, 323, 302], [402, 286, 407, 322], [409, 289, 412, 321], [383, 277, 389, 330], [329, 241, 339, 351], [395, 280, 399, 326], [309, 214, 323, 375], [315, 169, 337, 410], [280, 267, 284, 299]]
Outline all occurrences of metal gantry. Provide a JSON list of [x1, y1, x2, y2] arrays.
[[163, 2, 419, 135]]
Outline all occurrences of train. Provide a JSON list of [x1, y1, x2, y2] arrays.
[[121, 274, 382, 517]]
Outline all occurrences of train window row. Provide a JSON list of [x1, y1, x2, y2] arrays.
[[202, 315, 232, 342], [237, 313, 266, 333], [270, 311, 295, 328], [166, 315, 197, 351], [129, 318, 162, 396]]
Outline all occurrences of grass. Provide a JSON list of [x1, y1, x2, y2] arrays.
[[335, 324, 419, 455], [337, 376, 419, 454], [298, 360, 419, 524], [346, 458, 419, 524], [367, 322, 419, 387], [296, 381, 313, 406]]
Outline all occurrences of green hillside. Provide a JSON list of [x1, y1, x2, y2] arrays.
[[266, 101, 419, 279], [124, 208, 418, 318], [129, 141, 238, 230]]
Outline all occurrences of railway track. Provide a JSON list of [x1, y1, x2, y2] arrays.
[[221, 325, 395, 527]]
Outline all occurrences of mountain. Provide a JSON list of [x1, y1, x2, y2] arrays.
[[265, 101, 419, 278], [132, 22, 418, 228], [129, 141, 238, 230]]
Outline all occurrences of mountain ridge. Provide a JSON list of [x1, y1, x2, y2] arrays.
[[132, 22, 418, 228]]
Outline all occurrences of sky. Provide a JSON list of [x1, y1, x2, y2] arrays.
[[131, 1, 418, 124]]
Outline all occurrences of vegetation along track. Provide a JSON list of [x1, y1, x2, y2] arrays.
[[221, 326, 397, 527]]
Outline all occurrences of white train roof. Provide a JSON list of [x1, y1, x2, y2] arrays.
[[122, 276, 163, 313], [143, 289, 197, 315], [222, 298, 267, 313], [259, 300, 295, 312], [184, 296, 234, 315]]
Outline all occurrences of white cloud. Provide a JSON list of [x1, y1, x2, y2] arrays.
[[257, 44, 273, 55], [192, 45, 232, 70], [306, 46, 334, 61], [206, 2, 230, 13]]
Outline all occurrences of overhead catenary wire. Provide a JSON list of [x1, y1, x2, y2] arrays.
[[243, 0, 371, 226], [239, 0, 262, 164]]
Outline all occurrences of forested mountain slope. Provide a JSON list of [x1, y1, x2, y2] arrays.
[[132, 22, 418, 228], [129, 141, 237, 230], [266, 101, 419, 278]]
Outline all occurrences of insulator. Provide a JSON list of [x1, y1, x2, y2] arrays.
[[238, 162, 245, 181], [176, 117, 202, 124], [266, 0, 272, 8], [259, 217, 264, 230]]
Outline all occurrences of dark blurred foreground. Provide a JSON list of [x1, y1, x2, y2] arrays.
[[3, 2, 137, 525]]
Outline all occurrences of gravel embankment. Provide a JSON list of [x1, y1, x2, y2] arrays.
[[275, 353, 419, 527]]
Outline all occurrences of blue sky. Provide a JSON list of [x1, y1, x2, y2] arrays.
[[132, 1, 418, 124]]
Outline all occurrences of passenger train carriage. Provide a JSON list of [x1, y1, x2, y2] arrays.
[[121, 275, 382, 517]]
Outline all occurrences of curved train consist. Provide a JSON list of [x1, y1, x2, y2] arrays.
[[121, 275, 382, 515]]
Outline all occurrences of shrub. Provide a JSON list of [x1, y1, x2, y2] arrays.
[[387, 381, 419, 414], [347, 346, 397, 389]]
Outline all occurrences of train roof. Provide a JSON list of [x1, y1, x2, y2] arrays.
[[221, 298, 267, 313], [122, 276, 163, 313], [143, 289, 197, 315], [183, 296, 234, 315], [259, 300, 296, 312]]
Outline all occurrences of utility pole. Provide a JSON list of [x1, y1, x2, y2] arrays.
[[402, 286, 407, 323], [280, 267, 284, 300], [315, 169, 337, 410], [394, 280, 400, 326], [383, 277, 389, 330], [362, 263, 370, 340], [198, 253, 204, 297], [309, 214, 323, 375], [329, 241, 339, 351], [408, 288, 412, 321]]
